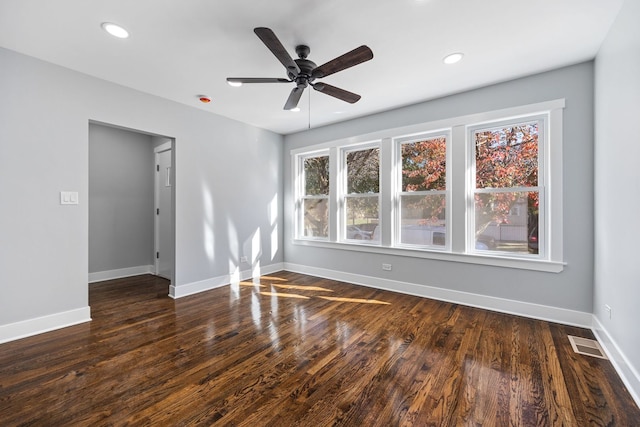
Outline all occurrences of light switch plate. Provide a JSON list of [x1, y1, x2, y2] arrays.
[[60, 191, 79, 205]]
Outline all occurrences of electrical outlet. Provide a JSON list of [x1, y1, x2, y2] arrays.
[[240, 256, 248, 263], [605, 304, 612, 319], [382, 263, 392, 271]]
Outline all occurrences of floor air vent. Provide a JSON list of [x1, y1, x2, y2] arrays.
[[568, 335, 607, 359]]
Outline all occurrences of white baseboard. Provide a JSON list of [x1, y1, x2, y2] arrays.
[[0, 306, 91, 344], [89, 265, 154, 283], [283, 263, 592, 328], [169, 262, 285, 299], [591, 315, 640, 408]]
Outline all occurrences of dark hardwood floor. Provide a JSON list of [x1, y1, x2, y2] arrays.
[[1, 272, 638, 426]]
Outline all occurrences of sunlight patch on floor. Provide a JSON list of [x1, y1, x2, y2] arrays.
[[259, 275, 289, 282], [260, 291, 310, 300], [272, 284, 334, 293]]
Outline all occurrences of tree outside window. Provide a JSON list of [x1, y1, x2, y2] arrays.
[[301, 155, 329, 238], [344, 147, 379, 241], [398, 135, 447, 247]]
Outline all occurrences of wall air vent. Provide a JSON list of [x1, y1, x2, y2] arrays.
[[568, 335, 607, 359]]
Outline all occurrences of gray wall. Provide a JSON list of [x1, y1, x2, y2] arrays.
[[0, 47, 283, 327], [89, 124, 155, 273], [284, 62, 595, 313], [594, 0, 640, 393]]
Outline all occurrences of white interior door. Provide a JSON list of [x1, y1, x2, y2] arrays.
[[155, 143, 173, 280]]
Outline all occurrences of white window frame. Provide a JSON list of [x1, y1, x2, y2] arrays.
[[393, 131, 451, 251], [290, 99, 565, 273], [339, 142, 381, 244], [467, 115, 546, 258], [295, 150, 330, 241]]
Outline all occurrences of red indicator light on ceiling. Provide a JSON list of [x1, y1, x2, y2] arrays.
[[198, 95, 211, 103]]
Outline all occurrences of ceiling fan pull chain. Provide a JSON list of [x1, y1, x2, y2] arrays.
[[308, 90, 311, 129]]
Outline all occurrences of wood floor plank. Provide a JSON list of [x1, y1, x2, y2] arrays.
[[1, 272, 638, 426]]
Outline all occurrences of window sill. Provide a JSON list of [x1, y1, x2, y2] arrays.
[[292, 239, 565, 273]]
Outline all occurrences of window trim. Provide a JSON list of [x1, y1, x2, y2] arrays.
[[290, 99, 565, 273]]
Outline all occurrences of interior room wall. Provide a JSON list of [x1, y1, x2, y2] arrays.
[[0, 47, 283, 341], [593, 0, 640, 404], [88, 123, 155, 276], [284, 62, 595, 318]]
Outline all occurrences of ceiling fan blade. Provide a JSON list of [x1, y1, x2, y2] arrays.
[[311, 45, 373, 79], [254, 27, 300, 76], [227, 77, 291, 84], [284, 87, 304, 110], [312, 83, 361, 104]]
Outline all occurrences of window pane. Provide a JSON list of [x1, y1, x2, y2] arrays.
[[399, 194, 446, 246], [304, 156, 329, 195], [303, 198, 328, 238], [400, 194, 446, 225], [474, 191, 539, 254], [475, 123, 538, 188], [401, 137, 446, 192], [399, 225, 446, 246], [345, 196, 379, 242], [347, 148, 379, 194]]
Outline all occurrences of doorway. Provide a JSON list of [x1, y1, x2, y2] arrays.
[[88, 122, 174, 286]]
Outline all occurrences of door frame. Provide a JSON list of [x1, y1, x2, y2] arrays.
[[154, 141, 173, 279]]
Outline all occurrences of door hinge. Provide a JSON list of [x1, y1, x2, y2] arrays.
[[156, 165, 160, 172], [156, 252, 159, 259], [156, 208, 159, 215]]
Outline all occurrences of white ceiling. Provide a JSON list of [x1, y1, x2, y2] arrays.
[[0, 0, 623, 135]]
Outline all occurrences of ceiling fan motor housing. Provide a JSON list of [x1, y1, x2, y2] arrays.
[[290, 45, 316, 88]]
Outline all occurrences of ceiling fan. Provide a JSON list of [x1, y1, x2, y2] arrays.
[[227, 27, 373, 110]]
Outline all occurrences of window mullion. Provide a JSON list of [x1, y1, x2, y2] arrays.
[[329, 146, 339, 242], [380, 137, 393, 246], [451, 124, 467, 253], [475, 186, 541, 194]]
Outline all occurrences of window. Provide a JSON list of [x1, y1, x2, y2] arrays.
[[342, 145, 380, 242], [471, 120, 542, 255], [298, 153, 329, 239], [396, 134, 448, 249], [291, 99, 564, 272]]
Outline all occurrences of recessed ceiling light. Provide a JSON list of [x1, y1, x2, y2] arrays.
[[443, 52, 464, 64], [290, 107, 301, 112], [227, 80, 243, 87], [101, 22, 129, 39]]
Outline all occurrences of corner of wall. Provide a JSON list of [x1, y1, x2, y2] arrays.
[[592, 315, 640, 408]]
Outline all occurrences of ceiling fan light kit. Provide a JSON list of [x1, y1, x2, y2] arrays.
[[227, 27, 373, 110]]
